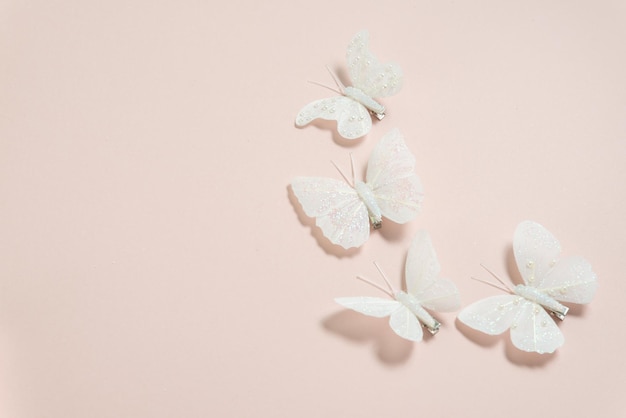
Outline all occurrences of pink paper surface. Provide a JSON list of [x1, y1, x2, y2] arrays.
[[1, 1, 625, 417]]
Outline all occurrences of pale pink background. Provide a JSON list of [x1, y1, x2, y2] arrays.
[[1, 1, 625, 417]]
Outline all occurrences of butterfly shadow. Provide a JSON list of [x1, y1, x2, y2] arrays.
[[454, 318, 501, 348], [286, 185, 361, 258], [322, 310, 414, 365], [504, 337, 558, 367], [377, 220, 408, 243]]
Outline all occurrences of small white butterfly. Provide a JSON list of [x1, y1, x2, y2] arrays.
[[458, 220, 598, 354], [335, 231, 461, 342], [295, 30, 403, 140], [291, 128, 423, 249]]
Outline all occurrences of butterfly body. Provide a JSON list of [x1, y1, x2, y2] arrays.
[[394, 291, 441, 334], [354, 180, 382, 229], [513, 284, 569, 320], [343, 86, 385, 119]]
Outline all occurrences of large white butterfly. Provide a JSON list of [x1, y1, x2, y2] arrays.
[[295, 30, 403, 140], [335, 231, 461, 342], [458, 220, 598, 354], [291, 128, 423, 249]]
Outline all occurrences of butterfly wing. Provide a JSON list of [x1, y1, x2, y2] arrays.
[[514, 220, 598, 303], [513, 220, 562, 288], [346, 30, 403, 98], [291, 177, 370, 249], [335, 296, 401, 317], [405, 230, 460, 312], [295, 96, 372, 139], [365, 129, 424, 223], [509, 300, 564, 353], [457, 295, 522, 335], [537, 256, 598, 304], [336, 297, 422, 341], [389, 305, 424, 341], [459, 295, 564, 353]]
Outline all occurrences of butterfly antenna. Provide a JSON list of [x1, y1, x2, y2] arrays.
[[306, 80, 342, 95], [330, 160, 354, 187], [356, 275, 394, 298], [325, 65, 346, 93], [349, 153, 357, 186], [470, 277, 511, 294], [373, 261, 396, 295], [479, 264, 514, 292]]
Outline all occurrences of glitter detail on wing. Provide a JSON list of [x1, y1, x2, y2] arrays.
[[346, 30, 403, 98], [291, 177, 370, 249], [366, 129, 423, 223], [295, 96, 371, 140]]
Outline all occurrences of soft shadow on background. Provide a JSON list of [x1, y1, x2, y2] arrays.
[[322, 310, 414, 364], [504, 337, 557, 367]]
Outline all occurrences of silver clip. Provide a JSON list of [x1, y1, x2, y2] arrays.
[[550, 305, 569, 321], [426, 319, 441, 335]]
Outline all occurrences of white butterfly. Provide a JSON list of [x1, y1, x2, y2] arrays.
[[335, 231, 461, 342], [291, 128, 423, 249], [295, 30, 403, 140], [458, 220, 598, 354]]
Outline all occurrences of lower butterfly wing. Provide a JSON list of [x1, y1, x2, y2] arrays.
[[335, 297, 401, 317], [540, 256, 598, 304], [405, 231, 460, 312], [457, 295, 521, 335], [336, 297, 421, 341], [346, 30, 403, 98], [513, 221, 562, 288], [295, 96, 371, 140], [291, 177, 370, 249], [389, 306, 423, 341], [510, 300, 564, 354], [366, 129, 424, 223]]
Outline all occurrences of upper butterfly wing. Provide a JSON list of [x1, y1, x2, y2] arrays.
[[346, 30, 403, 98], [405, 230, 460, 312], [295, 96, 371, 140], [365, 129, 424, 223], [291, 177, 370, 249], [514, 220, 598, 304], [509, 299, 564, 354], [538, 256, 598, 304], [513, 220, 562, 288]]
